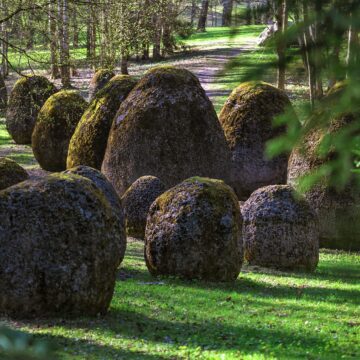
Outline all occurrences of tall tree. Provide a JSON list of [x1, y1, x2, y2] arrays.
[[221, 0, 233, 26], [197, 0, 209, 32]]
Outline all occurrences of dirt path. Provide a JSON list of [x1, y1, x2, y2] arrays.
[[0, 38, 256, 177]]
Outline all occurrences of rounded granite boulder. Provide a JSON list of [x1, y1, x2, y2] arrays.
[[102, 65, 231, 196], [121, 175, 165, 239], [89, 69, 115, 101], [288, 117, 360, 251], [241, 185, 319, 271], [219, 81, 297, 200], [0, 172, 125, 318], [0, 157, 29, 190], [67, 75, 137, 170], [145, 177, 243, 281], [6, 76, 57, 144], [32, 90, 88, 172]]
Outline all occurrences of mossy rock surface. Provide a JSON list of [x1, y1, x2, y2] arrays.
[[219, 81, 297, 200], [89, 69, 115, 101], [32, 90, 88, 172], [102, 66, 231, 196], [67, 75, 137, 170], [0, 157, 29, 190], [6, 76, 57, 144], [0, 172, 125, 318], [288, 83, 360, 251], [121, 175, 165, 239], [242, 185, 319, 271], [145, 177, 243, 281]]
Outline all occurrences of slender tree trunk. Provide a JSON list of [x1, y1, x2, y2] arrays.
[[191, 0, 197, 26], [346, 14, 360, 79], [59, 0, 71, 88], [276, 0, 288, 90], [1, 0, 9, 77], [72, 5, 79, 49], [121, 51, 129, 75], [153, 15, 162, 60], [197, 0, 209, 32], [49, 1, 60, 79], [222, 0, 233, 27]]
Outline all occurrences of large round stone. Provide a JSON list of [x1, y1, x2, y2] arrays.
[[67, 75, 137, 170], [32, 90, 88, 172], [6, 76, 57, 144], [288, 112, 360, 251], [121, 175, 165, 239], [241, 185, 319, 271], [102, 66, 231, 196], [0, 157, 29, 190], [89, 69, 115, 101], [219, 81, 298, 200], [0, 173, 125, 318], [145, 177, 243, 281]]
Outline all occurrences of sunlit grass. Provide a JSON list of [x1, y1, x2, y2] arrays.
[[8, 240, 359, 360]]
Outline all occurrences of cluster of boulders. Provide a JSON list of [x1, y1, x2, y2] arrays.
[[1, 65, 358, 319]]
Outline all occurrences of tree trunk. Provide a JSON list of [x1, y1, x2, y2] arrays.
[[276, 0, 288, 90], [197, 0, 209, 32], [72, 5, 79, 49], [222, 0, 233, 27], [49, 1, 60, 79], [58, 0, 71, 88], [1, 0, 9, 77], [191, 0, 197, 26], [121, 52, 129, 75], [86, 0, 96, 67], [153, 15, 162, 60], [346, 15, 360, 79]]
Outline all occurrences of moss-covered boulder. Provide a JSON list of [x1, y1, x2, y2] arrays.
[[145, 177, 243, 281], [219, 81, 297, 200], [242, 185, 319, 271], [89, 69, 115, 101], [288, 90, 360, 251], [67, 75, 137, 170], [32, 90, 88, 171], [0, 173, 125, 318], [102, 66, 231, 196], [0, 157, 29, 190], [122, 175, 165, 239], [6, 76, 57, 144], [0, 74, 7, 111]]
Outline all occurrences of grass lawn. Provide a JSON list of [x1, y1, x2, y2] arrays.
[[7, 240, 359, 360], [1, 26, 359, 360]]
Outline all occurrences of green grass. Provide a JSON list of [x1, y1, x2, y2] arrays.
[[1, 26, 359, 359], [8, 240, 359, 360]]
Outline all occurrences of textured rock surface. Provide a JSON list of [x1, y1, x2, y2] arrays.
[[67, 75, 137, 170], [0, 157, 29, 190], [32, 90, 88, 171], [0, 173, 125, 318], [102, 66, 231, 196], [242, 185, 319, 271], [145, 177, 243, 281], [89, 69, 115, 101], [219, 81, 297, 200], [6, 76, 57, 144], [121, 175, 165, 239], [288, 114, 360, 251]]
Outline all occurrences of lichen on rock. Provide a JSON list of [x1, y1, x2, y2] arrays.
[[219, 81, 298, 200], [0, 157, 29, 190], [145, 176, 243, 281], [6, 75, 57, 144], [102, 65, 231, 196], [89, 69, 115, 101], [0, 172, 125, 318], [67, 75, 137, 170], [241, 185, 319, 271], [121, 175, 165, 239], [288, 82, 360, 251], [32, 90, 88, 171]]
